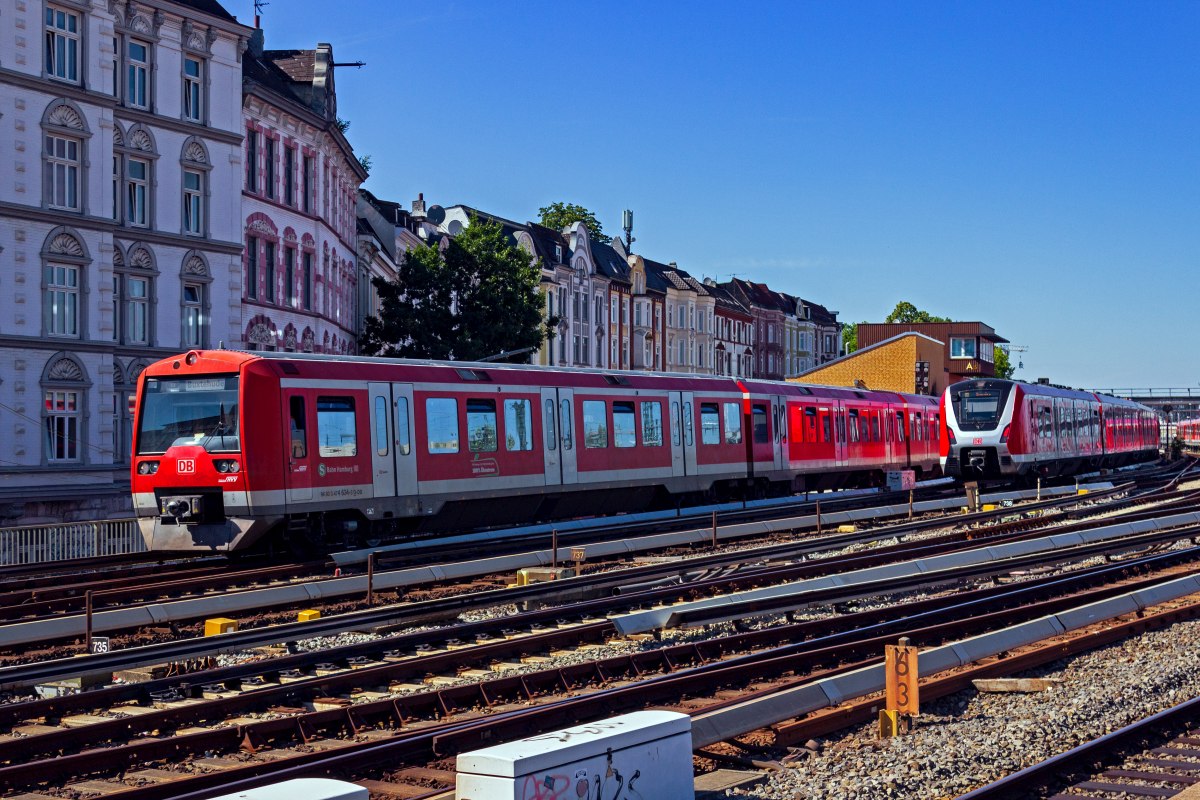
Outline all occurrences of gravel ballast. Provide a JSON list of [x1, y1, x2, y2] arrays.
[[727, 614, 1200, 800]]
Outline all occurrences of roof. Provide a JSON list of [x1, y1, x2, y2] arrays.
[[524, 222, 570, 267], [172, 0, 237, 22], [445, 205, 528, 243], [244, 47, 330, 119], [591, 240, 630, 285], [802, 298, 838, 325], [858, 321, 1008, 344], [706, 281, 752, 316]]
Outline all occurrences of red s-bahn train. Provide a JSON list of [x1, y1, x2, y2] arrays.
[[1179, 418, 1200, 448], [940, 379, 1160, 479], [131, 350, 943, 552]]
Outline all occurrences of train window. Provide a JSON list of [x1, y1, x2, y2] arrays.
[[912, 413, 923, 442], [895, 412, 905, 442], [724, 403, 743, 444], [641, 402, 663, 447], [316, 396, 357, 458], [426, 397, 459, 454], [803, 408, 816, 444], [683, 402, 694, 446], [753, 405, 769, 443], [583, 400, 608, 448], [671, 402, 681, 446], [504, 399, 534, 451], [847, 411, 860, 443], [860, 415, 870, 442], [871, 414, 881, 442], [559, 399, 573, 450], [289, 396, 306, 459], [396, 397, 411, 456], [374, 396, 389, 457], [700, 404, 721, 445], [836, 413, 846, 443], [544, 400, 557, 451], [467, 399, 498, 452], [613, 402, 636, 448]]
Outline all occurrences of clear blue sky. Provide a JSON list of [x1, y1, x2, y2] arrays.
[[234, 1, 1199, 389]]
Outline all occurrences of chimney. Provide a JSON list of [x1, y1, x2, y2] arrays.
[[668, 261, 677, 269], [248, 28, 264, 57], [411, 192, 426, 218]]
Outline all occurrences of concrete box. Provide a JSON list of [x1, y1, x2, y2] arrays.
[[208, 778, 368, 800], [887, 470, 916, 491], [456, 711, 693, 800]]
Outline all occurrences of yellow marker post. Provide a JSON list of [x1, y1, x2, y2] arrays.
[[298, 609, 321, 622], [880, 636, 919, 739]]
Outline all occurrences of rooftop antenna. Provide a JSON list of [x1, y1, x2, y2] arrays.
[[622, 209, 635, 252], [253, 0, 267, 28]]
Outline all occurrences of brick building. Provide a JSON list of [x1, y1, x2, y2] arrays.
[[792, 332, 948, 395], [856, 322, 1007, 385]]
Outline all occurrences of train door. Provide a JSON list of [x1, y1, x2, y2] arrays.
[[682, 391, 697, 475], [284, 392, 312, 503], [668, 391, 686, 477], [772, 396, 786, 471], [540, 388, 561, 487], [368, 383, 396, 498], [834, 402, 849, 467], [895, 406, 911, 468], [557, 388, 577, 484], [391, 383, 417, 495]]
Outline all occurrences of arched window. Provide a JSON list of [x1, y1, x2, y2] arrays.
[[42, 99, 90, 213], [115, 124, 157, 228], [180, 137, 210, 237], [41, 352, 90, 464], [181, 251, 212, 348], [41, 227, 89, 339], [114, 243, 156, 345]]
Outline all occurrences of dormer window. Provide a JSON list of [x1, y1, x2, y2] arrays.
[[554, 244, 562, 262]]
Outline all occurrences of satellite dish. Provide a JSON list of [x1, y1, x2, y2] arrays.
[[426, 205, 446, 225]]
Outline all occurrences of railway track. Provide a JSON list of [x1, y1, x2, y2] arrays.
[[2, 489, 1200, 796], [0, 475, 1170, 680], [959, 692, 1200, 799], [4, 507, 1200, 796]]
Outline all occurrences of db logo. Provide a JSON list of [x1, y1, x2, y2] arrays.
[[177, 458, 196, 474]]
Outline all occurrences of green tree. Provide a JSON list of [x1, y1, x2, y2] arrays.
[[842, 323, 861, 354], [360, 215, 556, 362], [537, 202, 611, 244], [993, 346, 1016, 379], [885, 301, 952, 324]]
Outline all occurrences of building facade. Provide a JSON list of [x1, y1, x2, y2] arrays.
[[793, 331, 947, 395], [0, 0, 250, 518], [239, 32, 366, 355], [856, 321, 1008, 385]]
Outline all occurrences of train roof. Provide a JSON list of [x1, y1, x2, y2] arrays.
[[948, 378, 1158, 414], [143, 350, 939, 405]]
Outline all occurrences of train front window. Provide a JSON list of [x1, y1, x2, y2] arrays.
[[137, 375, 239, 454], [950, 381, 1013, 431]]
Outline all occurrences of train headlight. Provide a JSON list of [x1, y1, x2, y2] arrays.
[[214, 459, 241, 474], [946, 429, 957, 446], [137, 461, 160, 475], [1000, 424, 1011, 444]]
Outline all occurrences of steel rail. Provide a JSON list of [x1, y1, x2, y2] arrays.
[[0, 483, 1139, 686], [15, 560, 1200, 800]]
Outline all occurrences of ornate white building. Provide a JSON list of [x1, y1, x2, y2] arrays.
[[0, 0, 250, 519], [239, 31, 366, 355]]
